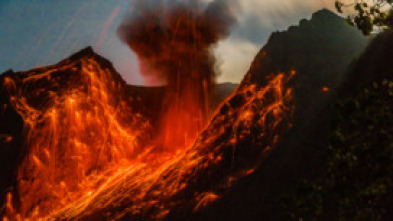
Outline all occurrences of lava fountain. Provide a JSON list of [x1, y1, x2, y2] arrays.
[[117, 0, 237, 149]]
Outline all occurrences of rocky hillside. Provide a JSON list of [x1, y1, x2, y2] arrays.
[[189, 9, 370, 221]]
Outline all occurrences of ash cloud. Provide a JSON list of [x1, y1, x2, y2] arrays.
[[117, 0, 238, 87]]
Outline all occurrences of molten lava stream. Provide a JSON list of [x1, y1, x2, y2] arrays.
[[3, 67, 293, 220], [1, 56, 212, 220], [2, 58, 156, 220]]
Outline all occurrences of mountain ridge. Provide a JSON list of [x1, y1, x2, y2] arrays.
[[188, 8, 370, 221]]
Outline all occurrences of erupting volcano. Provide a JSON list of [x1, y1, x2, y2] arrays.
[[1, 1, 294, 220], [117, 0, 237, 149]]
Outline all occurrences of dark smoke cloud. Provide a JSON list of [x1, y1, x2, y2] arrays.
[[117, 0, 238, 86], [117, 0, 239, 147]]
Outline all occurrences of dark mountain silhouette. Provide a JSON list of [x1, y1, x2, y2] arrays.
[[341, 30, 393, 94], [252, 8, 368, 112], [282, 30, 393, 221], [188, 9, 369, 221]]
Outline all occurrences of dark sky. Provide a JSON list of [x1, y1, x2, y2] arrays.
[[0, 0, 334, 84]]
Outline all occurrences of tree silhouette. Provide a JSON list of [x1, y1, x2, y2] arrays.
[[335, 0, 393, 34]]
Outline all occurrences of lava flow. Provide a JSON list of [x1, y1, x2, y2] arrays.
[[2, 51, 154, 220], [1, 1, 294, 220], [1, 48, 294, 220]]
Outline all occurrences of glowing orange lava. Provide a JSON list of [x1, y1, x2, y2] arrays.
[[2, 55, 153, 220], [1, 51, 294, 220]]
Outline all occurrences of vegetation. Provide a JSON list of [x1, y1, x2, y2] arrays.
[[335, 0, 393, 34], [282, 80, 393, 220]]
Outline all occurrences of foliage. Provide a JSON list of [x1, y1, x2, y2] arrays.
[[282, 80, 393, 220], [335, 0, 393, 35]]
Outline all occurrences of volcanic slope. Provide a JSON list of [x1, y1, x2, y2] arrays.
[[0, 44, 293, 220], [188, 9, 369, 221]]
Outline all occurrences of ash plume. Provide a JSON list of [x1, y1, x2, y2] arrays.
[[117, 0, 238, 86], [117, 0, 238, 148]]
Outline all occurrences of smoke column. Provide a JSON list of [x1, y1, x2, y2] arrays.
[[118, 0, 237, 149]]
